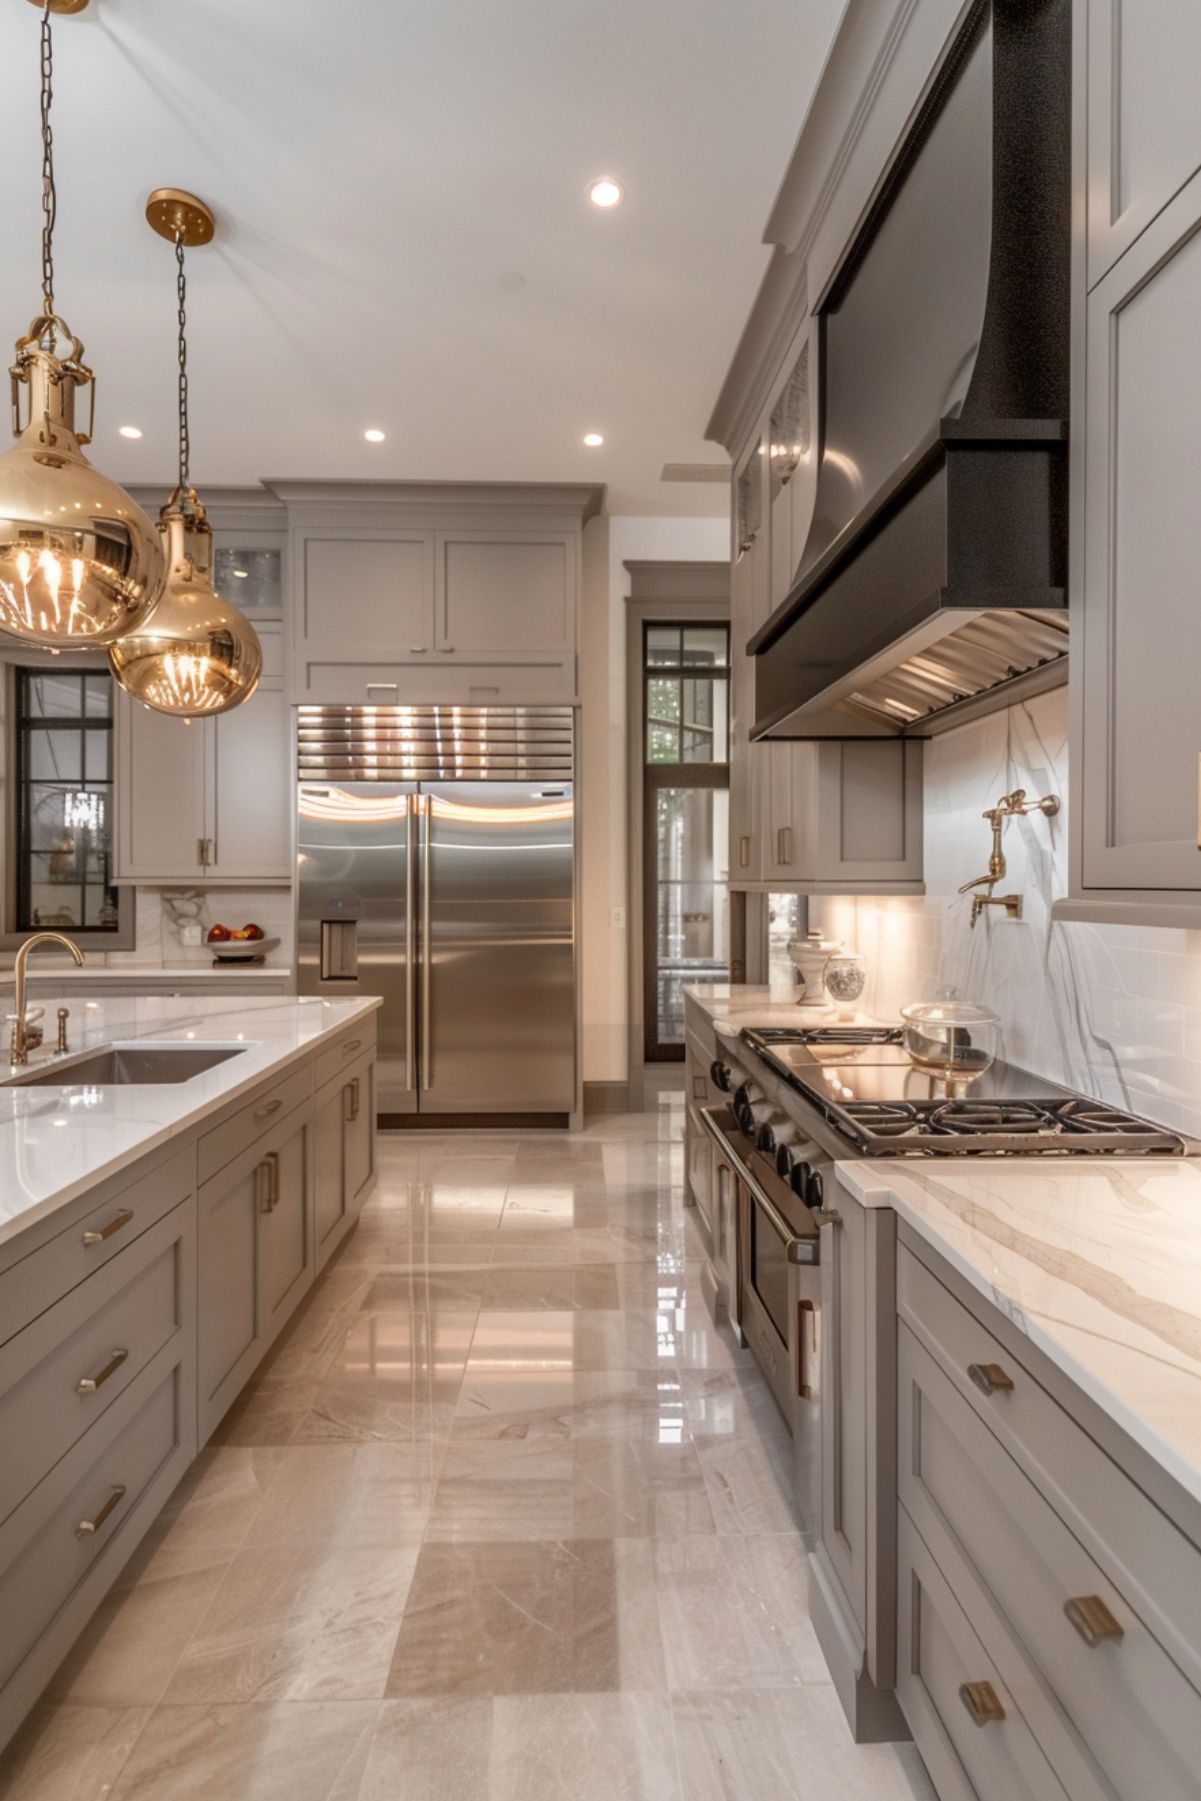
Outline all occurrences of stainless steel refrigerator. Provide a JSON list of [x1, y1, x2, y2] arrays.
[[296, 705, 576, 1124]]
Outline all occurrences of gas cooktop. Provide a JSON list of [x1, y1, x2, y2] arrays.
[[741, 1026, 1189, 1157]]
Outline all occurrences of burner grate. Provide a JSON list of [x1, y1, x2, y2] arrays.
[[928, 1099, 1059, 1137]]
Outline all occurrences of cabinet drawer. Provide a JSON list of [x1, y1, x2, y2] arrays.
[[313, 1023, 376, 1094], [295, 657, 575, 706], [0, 1149, 193, 1348], [197, 1062, 312, 1184], [900, 1320, 1201, 1801], [897, 1508, 1068, 1801], [0, 1203, 189, 1530], [898, 1241, 1201, 1695], [0, 1361, 185, 1694]]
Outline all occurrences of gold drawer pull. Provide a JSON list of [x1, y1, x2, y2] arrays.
[[75, 1483, 126, 1539], [82, 1208, 134, 1247], [255, 1098, 283, 1121], [959, 1681, 1006, 1727], [342, 1037, 362, 1056], [344, 1076, 360, 1122], [968, 1361, 1014, 1397], [77, 1348, 129, 1395], [1065, 1595, 1124, 1647], [257, 1151, 281, 1213]]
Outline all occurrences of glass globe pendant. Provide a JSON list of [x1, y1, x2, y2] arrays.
[[108, 191, 261, 718], [0, 0, 164, 648]]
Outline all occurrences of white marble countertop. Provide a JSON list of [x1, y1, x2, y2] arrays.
[[0, 966, 292, 985], [843, 1156, 1201, 1510], [0, 994, 380, 1252], [683, 980, 828, 1031]]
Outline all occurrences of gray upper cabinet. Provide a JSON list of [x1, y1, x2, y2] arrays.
[[435, 531, 574, 654], [1086, 0, 1201, 289], [284, 486, 598, 706], [1067, 90, 1201, 918], [115, 627, 290, 885]]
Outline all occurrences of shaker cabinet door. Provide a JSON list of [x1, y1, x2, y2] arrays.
[[258, 1112, 312, 1338], [209, 684, 291, 881], [434, 531, 575, 655], [820, 1196, 869, 1637], [114, 694, 208, 882], [1086, 0, 1201, 288], [1079, 171, 1201, 892], [197, 1158, 262, 1442]]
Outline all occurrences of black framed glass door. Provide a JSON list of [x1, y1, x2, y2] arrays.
[[641, 623, 730, 1060]]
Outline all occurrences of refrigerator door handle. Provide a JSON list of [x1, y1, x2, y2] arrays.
[[421, 793, 432, 1088], [406, 796, 417, 1094]]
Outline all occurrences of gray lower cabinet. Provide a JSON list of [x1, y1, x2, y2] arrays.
[[0, 1021, 379, 1757], [810, 1178, 904, 1742], [314, 1049, 377, 1270], [897, 1229, 1201, 1801], [198, 1099, 316, 1444]]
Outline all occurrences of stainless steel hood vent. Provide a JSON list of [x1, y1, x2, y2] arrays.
[[751, 0, 1071, 741]]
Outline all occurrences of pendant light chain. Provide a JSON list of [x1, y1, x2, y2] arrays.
[[39, 0, 57, 319], [175, 232, 191, 493]]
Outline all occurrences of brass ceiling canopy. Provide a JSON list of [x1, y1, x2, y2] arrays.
[[0, 0, 163, 648], [109, 191, 260, 718], [145, 189, 216, 249], [26, 1, 91, 13]]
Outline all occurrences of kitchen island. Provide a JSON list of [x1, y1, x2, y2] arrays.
[[0, 994, 379, 1753]]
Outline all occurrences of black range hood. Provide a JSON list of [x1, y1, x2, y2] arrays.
[[751, 0, 1070, 740]]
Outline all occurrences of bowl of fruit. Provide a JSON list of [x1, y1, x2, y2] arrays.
[[206, 922, 279, 964]]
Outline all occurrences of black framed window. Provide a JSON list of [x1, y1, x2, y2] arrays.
[[642, 623, 730, 1058], [12, 666, 125, 938]]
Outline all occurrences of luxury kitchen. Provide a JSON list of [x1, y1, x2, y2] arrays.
[[0, 1, 1197, 1798]]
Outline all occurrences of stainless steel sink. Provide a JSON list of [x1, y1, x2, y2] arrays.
[[11, 1044, 246, 1086]]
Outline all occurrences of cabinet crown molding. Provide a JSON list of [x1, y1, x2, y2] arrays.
[[263, 479, 604, 524]]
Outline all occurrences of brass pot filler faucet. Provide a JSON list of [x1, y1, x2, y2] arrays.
[[959, 789, 1061, 928]]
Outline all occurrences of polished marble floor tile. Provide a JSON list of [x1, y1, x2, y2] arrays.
[[240, 1444, 437, 1548], [21, 1094, 934, 1798], [670, 1689, 937, 1800], [163, 1541, 419, 1703], [49, 1538, 237, 1707], [107, 1700, 380, 1801], [653, 1536, 827, 1690], [385, 1538, 666, 1697], [452, 1369, 689, 1443], [426, 1436, 715, 1542], [359, 1694, 682, 1801], [0, 1703, 151, 1801]]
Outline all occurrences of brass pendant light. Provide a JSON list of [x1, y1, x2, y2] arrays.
[[0, 0, 164, 648], [108, 192, 261, 718]]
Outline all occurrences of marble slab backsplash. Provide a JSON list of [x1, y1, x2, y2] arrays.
[[115, 886, 294, 969], [810, 685, 1201, 1140]]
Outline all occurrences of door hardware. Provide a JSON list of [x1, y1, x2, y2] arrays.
[[968, 1361, 1014, 1396], [75, 1484, 126, 1539], [82, 1208, 134, 1246], [77, 1348, 129, 1395]]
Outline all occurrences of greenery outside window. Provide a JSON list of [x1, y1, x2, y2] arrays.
[[4, 665, 132, 948]]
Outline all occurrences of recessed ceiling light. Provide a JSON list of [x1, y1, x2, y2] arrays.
[[118, 425, 143, 440], [587, 177, 625, 209], [583, 432, 604, 448], [364, 428, 386, 443]]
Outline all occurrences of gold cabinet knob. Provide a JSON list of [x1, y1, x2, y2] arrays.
[[1064, 1594, 1124, 1647], [959, 1681, 1006, 1727], [968, 1361, 1015, 1397]]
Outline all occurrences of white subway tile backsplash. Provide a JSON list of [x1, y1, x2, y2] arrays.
[[812, 685, 1201, 1132]]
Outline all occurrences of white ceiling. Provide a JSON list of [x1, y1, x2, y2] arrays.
[[0, 0, 844, 515]]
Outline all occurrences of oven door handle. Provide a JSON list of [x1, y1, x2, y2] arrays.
[[698, 1107, 819, 1266]]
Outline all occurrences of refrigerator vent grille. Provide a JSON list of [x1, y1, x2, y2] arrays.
[[297, 704, 574, 782]]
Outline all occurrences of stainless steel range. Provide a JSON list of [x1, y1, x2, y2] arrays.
[[700, 1021, 1189, 1534], [741, 1025, 1190, 1158]]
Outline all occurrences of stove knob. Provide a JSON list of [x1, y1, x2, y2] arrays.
[[710, 1060, 732, 1094], [775, 1143, 796, 1181], [756, 1121, 776, 1154], [789, 1158, 814, 1202], [805, 1169, 825, 1212]]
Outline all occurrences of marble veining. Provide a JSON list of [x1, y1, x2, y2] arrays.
[[843, 1153, 1201, 1508], [0, 1092, 931, 1800], [0, 993, 380, 1245]]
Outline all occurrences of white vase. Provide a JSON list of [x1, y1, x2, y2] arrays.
[[787, 930, 842, 1011]]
